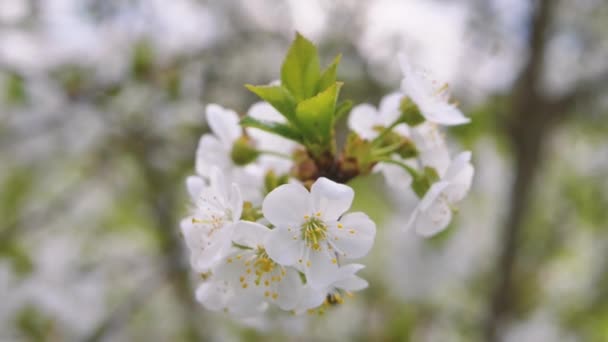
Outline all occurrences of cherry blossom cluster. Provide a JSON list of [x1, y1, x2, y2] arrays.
[[181, 33, 473, 319]]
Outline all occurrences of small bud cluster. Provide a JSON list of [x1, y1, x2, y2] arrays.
[[181, 33, 474, 320]]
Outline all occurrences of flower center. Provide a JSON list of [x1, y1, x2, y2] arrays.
[[236, 247, 286, 300], [191, 211, 228, 238], [253, 247, 275, 275], [301, 216, 328, 250], [191, 197, 234, 238]]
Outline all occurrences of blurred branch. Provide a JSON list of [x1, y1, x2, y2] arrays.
[[484, 0, 555, 340]]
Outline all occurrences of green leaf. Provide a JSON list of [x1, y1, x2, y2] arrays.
[[244, 84, 297, 123], [240, 116, 303, 143], [280, 32, 320, 101], [334, 99, 353, 121], [317, 54, 341, 92], [295, 82, 342, 145]]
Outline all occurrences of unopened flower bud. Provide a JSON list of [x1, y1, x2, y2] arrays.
[[230, 136, 259, 166]]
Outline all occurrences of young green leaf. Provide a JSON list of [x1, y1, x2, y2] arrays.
[[240, 116, 303, 143], [244, 84, 297, 123], [295, 82, 342, 145], [280, 33, 320, 101], [317, 54, 341, 93]]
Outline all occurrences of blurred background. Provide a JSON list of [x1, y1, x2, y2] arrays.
[[1, 0, 607, 341]]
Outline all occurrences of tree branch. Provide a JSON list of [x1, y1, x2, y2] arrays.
[[484, 0, 556, 340]]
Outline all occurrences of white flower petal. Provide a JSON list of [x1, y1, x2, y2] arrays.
[[191, 225, 234, 272], [422, 102, 470, 125], [247, 101, 285, 122], [209, 167, 229, 203], [232, 221, 270, 248], [411, 123, 450, 176], [181, 218, 219, 271], [348, 103, 380, 140], [419, 181, 450, 211], [195, 134, 230, 177], [186, 176, 205, 199], [232, 166, 265, 205], [399, 52, 470, 126], [311, 177, 354, 221], [195, 282, 229, 311], [230, 183, 243, 221], [265, 228, 302, 266], [262, 183, 311, 227], [414, 197, 452, 237], [275, 267, 304, 310], [229, 292, 269, 318], [330, 212, 376, 259], [445, 165, 474, 203], [378, 92, 403, 125], [180, 217, 196, 239], [206, 104, 241, 146], [334, 276, 369, 292], [441, 151, 474, 203], [296, 286, 327, 310], [444, 151, 472, 181], [336, 263, 365, 277], [305, 249, 339, 289]]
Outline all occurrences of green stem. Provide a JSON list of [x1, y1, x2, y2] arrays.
[[258, 149, 292, 160], [376, 158, 419, 179], [371, 121, 401, 147], [371, 142, 404, 157]]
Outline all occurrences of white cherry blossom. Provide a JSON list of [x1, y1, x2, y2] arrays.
[[348, 94, 414, 189], [347, 95, 449, 190], [181, 167, 243, 272], [374, 123, 449, 192], [348, 92, 409, 140], [195, 104, 264, 203], [262, 178, 376, 289], [211, 221, 304, 312], [195, 102, 298, 203], [195, 277, 268, 318], [407, 151, 474, 237], [399, 53, 470, 126]]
